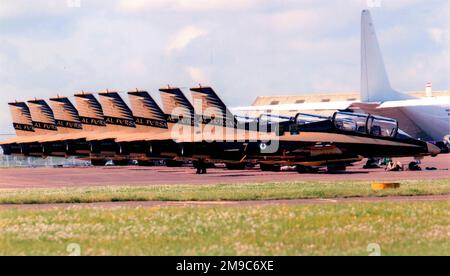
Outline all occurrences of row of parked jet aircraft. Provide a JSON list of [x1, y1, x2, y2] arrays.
[[0, 85, 441, 174], [0, 10, 445, 173]]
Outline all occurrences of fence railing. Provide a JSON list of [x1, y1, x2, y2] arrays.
[[0, 155, 90, 168]]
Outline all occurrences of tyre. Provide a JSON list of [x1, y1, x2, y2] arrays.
[[165, 160, 184, 167], [137, 160, 156, 167], [260, 164, 281, 172], [91, 159, 108, 166], [296, 165, 318, 173], [327, 164, 346, 173], [225, 163, 246, 170], [408, 162, 422, 171], [114, 160, 131, 166]]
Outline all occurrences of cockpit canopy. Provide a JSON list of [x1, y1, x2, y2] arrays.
[[259, 114, 293, 123], [333, 112, 398, 138], [234, 115, 257, 124], [295, 113, 330, 125], [234, 114, 294, 124], [236, 111, 400, 138]]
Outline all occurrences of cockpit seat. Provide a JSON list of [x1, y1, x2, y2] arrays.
[[357, 126, 366, 133], [371, 125, 381, 136]]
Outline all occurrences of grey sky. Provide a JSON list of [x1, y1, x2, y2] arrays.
[[0, 0, 448, 134]]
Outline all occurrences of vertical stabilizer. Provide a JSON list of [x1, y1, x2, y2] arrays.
[[190, 86, 236, 128], [361, 10, 407, 102], [128, 90, 168, 130], [98, 92, 136, 130], [8, 102, 34, 136], [74, 92, 106, 131], [27, 99, 57, 135], [159, 87, 196, 126], [49, 97, 82, 133]]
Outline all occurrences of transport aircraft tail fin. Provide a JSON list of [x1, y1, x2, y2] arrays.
[[49, 96, 82, 133], [8, 101, 35, 136], [159, 87, 196, 126], [361, 10, 408, 102], [128, 90, 168, 129], [27, 99, 58, 135], [190, 86, 236, 128], [98, 91, 136, 129]]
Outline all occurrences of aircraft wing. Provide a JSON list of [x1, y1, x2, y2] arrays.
[[232, 101, 358, 112], [376, 96, 450, 109], [233, 96, 450, 113], [350, 101, 447, 141]]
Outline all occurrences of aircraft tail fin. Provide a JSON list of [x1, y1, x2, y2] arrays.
[[49, 96, 82, 133], [8, 102, 35, 136], [190, 86, 235, 127], [361, 10, 408, 102], [128, 90, 168, 129], [27, 99, 58, 135], [159, 87, 196, 126], [98, 91, 136, 129], [74, 92, 106, 131]]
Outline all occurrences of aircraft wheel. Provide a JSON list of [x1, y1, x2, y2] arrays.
[[114, 160, 131, 166], [408, 162, 422, 171], [195, 159, 207, 174], [260, 164, 281, 172], [137, 160, 155, 167], [91, 159, 108, 166], [327, 164, 347, 173], [225, 163, 246, 170], [363, 158, 381, 169], [296, 165, 318, 174], [165, 160, 183, 167]]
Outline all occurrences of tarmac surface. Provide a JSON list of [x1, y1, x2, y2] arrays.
[[0, 155, 448, 189]]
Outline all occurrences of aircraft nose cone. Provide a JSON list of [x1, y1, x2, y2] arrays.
[[426, 142, 441, 156]]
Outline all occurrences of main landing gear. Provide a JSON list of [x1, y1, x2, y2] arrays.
[[408, 161, 422, 171], [194, 159, 207, 174], [363, 158, 381, 169], [296, 165, 319, 173], [260, 164, 281, 172], [225, 163, 246, 170], [91, 159, 108, 166]]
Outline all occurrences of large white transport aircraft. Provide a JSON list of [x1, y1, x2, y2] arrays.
[[234, 10, 450, 142]]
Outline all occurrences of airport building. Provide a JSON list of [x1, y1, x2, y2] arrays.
[[249, 90, 450, 117]]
